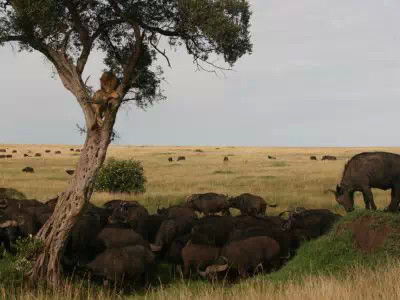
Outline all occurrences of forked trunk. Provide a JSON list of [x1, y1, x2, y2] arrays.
[[30, 112, 116, 286]]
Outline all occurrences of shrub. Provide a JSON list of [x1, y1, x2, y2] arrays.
[[94, 158, 146, 194]]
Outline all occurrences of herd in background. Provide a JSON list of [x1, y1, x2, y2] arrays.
[[0, 148, 81, 160], [0, 189, 341, 286]]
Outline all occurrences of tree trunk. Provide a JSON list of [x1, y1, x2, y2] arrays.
[[30, 111, 116, 286]]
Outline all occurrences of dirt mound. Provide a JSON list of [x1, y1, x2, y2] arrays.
[[341, 215, 398, 253]]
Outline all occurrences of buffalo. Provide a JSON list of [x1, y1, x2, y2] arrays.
[[22, 167, 34, 173], [321, 155, 336, 161], [330, 152, 400, 212], [177, 156, 186, 161], [186, 193, 230, 216], [310, 156, 317, 161], [228, 193, 276, 216], [157, 205, 197, 219], [182, 241, 220, 277], [200, 236, 280, 279]]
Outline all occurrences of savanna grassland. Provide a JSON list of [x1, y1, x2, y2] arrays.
[[1, 145, 400, 300]]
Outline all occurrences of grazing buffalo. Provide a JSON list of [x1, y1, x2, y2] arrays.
[[268, 155, 276, 160], [34, 153, 42, 157], [23, 154, 29, 157], [87, 245, 155, 284], [228, 193, 276, 216], [6, 155, 12, 158], [75, 149, 81, 152], [168, 157, 173, 162], [70, 148, 74, 151], [182, 241, 220, 277], [12, 150, 17, 154], [310, 156, 317, 161], [200, 236, 280, 279], [157, 205, 197, 219], [0, 149, 5, 153], [186, 193, 230, 216], [55, 151, 61, 154], [45, 150, 51, 153], [165, 234, 191, 267], [65, 170, 75, 176], [321, 155, 336, 161], [223, 157, 229, 162], [177, 156, 186, 161], [0, 155, 5, 159], [331, 152, 400, 212], [22, 167, 34, 173]]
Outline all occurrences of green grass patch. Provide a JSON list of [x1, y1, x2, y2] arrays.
[[264, 210, 400, 283]]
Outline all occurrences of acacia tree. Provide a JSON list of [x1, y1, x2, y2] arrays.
[[0, 0, 252, 285]]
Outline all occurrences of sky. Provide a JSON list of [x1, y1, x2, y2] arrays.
[[1, 0, 400, 147]]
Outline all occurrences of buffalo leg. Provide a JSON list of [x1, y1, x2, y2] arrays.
[[387, 185, 400, 212], [362, 188, 376, 210]]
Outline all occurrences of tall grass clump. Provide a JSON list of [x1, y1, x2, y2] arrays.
[[94, 158, 146, 194]]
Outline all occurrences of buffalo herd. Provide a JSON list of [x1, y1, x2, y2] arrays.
[[0, 190, 341, 287]]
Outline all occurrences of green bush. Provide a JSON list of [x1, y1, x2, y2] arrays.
[[94, 158, 146, 194]]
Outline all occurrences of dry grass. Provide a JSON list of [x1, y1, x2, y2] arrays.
[[1, 144, 399, 299], [0, 144, 398, 213]]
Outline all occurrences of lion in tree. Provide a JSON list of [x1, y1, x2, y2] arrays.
[[90, 72, 120, 127]]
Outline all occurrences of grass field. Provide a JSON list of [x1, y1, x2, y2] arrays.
[[0, 144, 399, 299]]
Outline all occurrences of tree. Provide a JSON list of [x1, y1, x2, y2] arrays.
[[0, 0, 252, 286]]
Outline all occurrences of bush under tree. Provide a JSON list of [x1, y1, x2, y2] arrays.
[[94, 158, 146, 194]]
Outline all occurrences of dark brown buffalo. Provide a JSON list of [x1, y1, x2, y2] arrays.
[[45, 150, 51, 153], [310, 156, 317, 161], [332, 152, 400, 212], [23, 154, 29, 157], [150, 216, 195, 252], [322, 155, 336, 161], [168, 157, 173, 162], [182, 241, 220, 277], [157, 205, 197, 219], [201, 236, 280, 279], [165, 234, 191, 266], [177, 156, 186, 161], [34, 153, 42, 157], [22, 167, 34, 173], [0, 218, 21, 252], [135, 215, 167, 243], [0, 149, 5, 153], [103, 199, 140, 210], [191, 216, 235, 247], [65, 169, 75, 175], [55, 151, 61, 154], [223, 156, 229, 162], [12, 150, 17, 153], [268, 155, 276, 160], [228, 193, 276, 216], [280, 208, 341, 242], [109, 202, 149, 227], [87, 245, 155, 284], [186, 193, 230, 216], [92, 225, 149, 253]]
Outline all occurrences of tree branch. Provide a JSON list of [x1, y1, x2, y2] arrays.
[[149, 36, 172, 68]]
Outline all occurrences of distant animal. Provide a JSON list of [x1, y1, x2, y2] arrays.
[[34, 153, 41, 157], [321, 155, 336, 161], [70, 148, 74, 151], [23, 154, 29, 157], [55, 151, 61, 154], [168, 157, 173, 162], [0, 155, 5, 159], [186, 193, 230, 216], [75, 149, 81, 152], [12, 150, 17, 154], [199, 236, 281, 279], [268, 155, 276, 160], [177, 156, 186, 161], [0, 149, 5, 153], [45, 150, 51, 153], [65, 170, 75, 176], [223, 156, 229, 162], [22, 167, 34, 173], [310, 156, 317, 161], [228, 193, 276, 216], [330, 152, 400, 212]]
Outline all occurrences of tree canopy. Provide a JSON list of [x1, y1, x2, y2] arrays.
[[0, 0, 252, 108]]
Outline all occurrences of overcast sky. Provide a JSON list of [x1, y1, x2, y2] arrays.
[[1, 0, 400, 146]]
